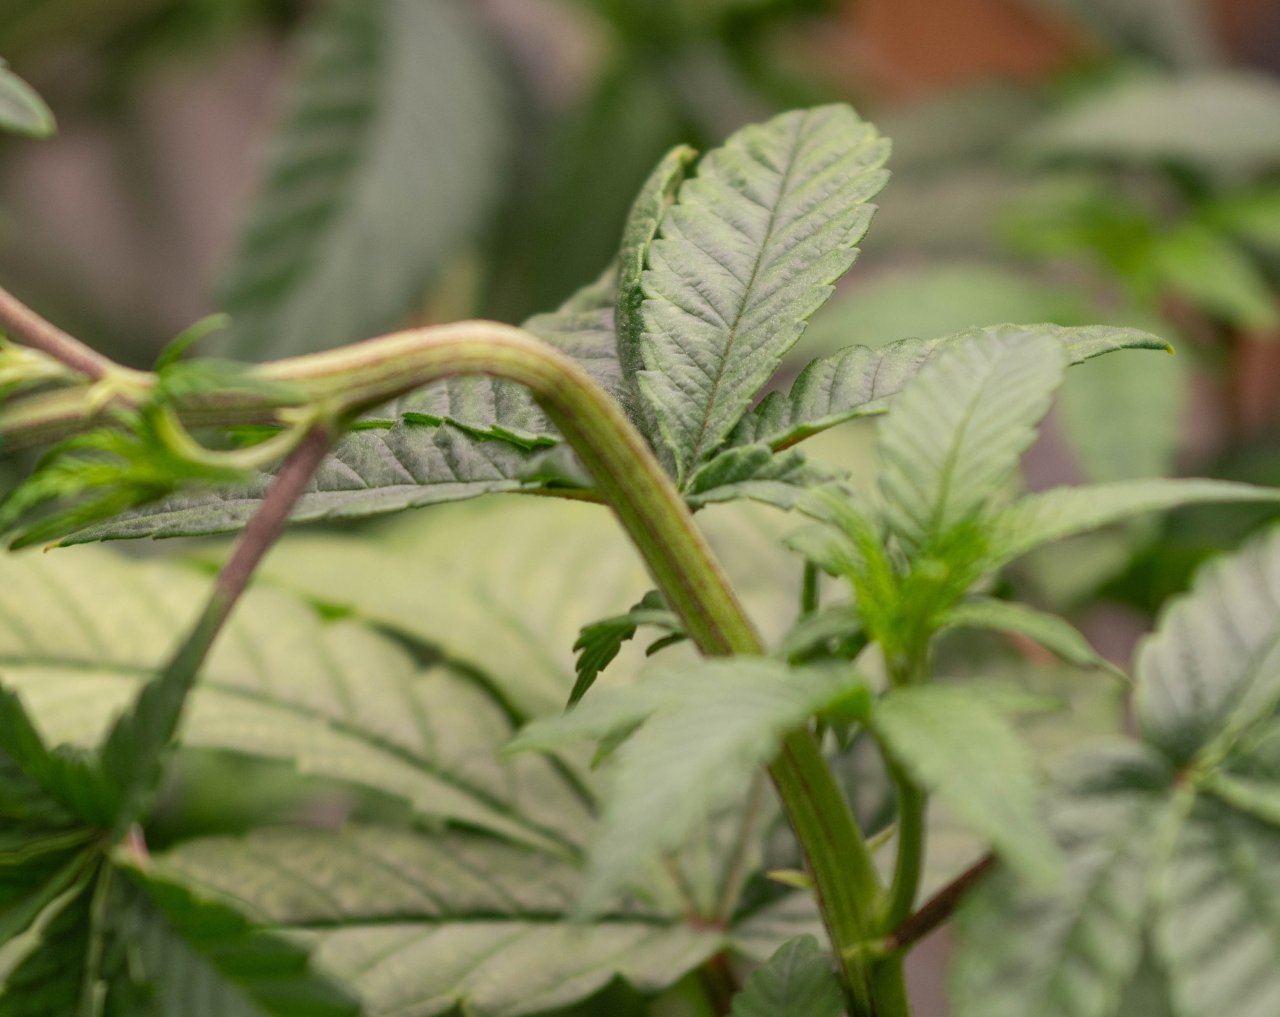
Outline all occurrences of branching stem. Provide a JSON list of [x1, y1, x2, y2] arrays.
[[0, 306, 901, 1015], [0, 284, 141, 383]]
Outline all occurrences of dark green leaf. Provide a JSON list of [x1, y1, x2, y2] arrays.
[[61, 422, 539, 543], [1150, 223, 1278, 330], [636, 104, 889, 482], [684, 445, 840, 509], [118, 868, 359, 1017], [729, 934, 843, 1017], [570, 591, 681, 707], [219, 0, 508, 359]]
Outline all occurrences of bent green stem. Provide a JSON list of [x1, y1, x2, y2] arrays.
[[0, 312, 902, 1014]]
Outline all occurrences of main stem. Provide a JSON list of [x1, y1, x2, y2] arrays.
[[1, 312, 905, 1014]]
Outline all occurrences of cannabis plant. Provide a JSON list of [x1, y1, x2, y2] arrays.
[[0, 72, 1278, 1017]]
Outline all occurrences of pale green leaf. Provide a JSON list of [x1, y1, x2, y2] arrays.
[[0, 878, 105, 1017], [1155, 798, 1280, 1017], [872, 684, 1062, 883], [0, 61, 54, 139], [1136, 526, 1280, 765], [0, 546, 593, 853], [637, 104, 889, 482], [729, 934, 843, 1017], [250, 497, 653, 719], [157, 825, 727, 1017], [1023, 72, 1280, 173], [220, 0, 508, 359], [732, 324, 1169, 452], [1056, 332, 1186, 482], [878, 330, 1067, 554], [516, 660, 862, 914], [942, 597, 1119, 676], [950, 743, 1176, 1017], [986, 479, 1280, 568]]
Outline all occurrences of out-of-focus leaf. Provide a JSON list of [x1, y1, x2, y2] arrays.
[[1023, 73, 1280, 174], [872, 685, 1062, 883], [1151, 223, 1278, 330], [0, 60, 53, 138], [158, 824, 729, 1017], [950, 744, 1176, 1017], [219, 0, 508, 359], [1027, 0, 1219, 68]]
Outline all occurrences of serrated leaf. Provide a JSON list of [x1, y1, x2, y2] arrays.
[[157, 824, 728, 1017], [1155, 796, 1280, 1017], [878, 330, 1067, 555], [636, 104, 889, 482], [220, 0, 508, 359], [515, 659, 862, 913], [0, 61, 55, 139], [66, 276, 620, 544], [0, 545, 593, 854], [950, 743, 1176, 1017], [985, 479, 1280, 568], [684, 445, 840, 510], [871, 684, 1062, 884], [731, 324, 1169, 451], [570, 591, 680, 707], [62, 421, 540, 542], [729, 934, 844, 1017], [118, 868, 359, 1017], [941, 597, 1119, 676], [617, 145, 698, 432], [1136, 526, 1280, 765]]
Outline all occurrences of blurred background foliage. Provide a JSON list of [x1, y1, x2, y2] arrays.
[[1, 2, 1279, 1011]]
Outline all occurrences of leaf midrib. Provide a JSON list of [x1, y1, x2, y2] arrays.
[[681, 112, 809, 475]]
